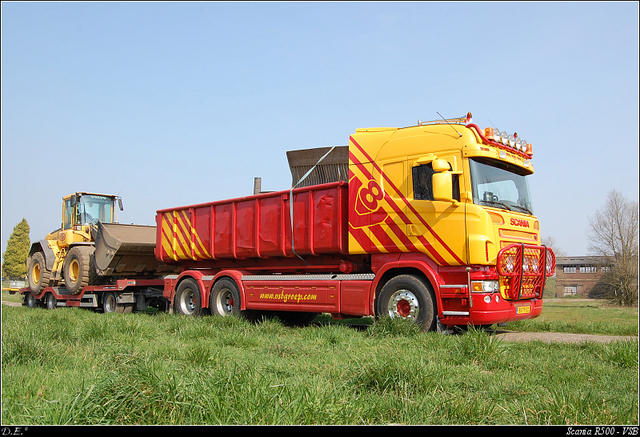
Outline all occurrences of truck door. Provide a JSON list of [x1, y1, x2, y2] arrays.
[[406, 151, 467, 266]]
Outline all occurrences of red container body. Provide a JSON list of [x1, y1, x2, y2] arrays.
[[155, 182, 349, 266]]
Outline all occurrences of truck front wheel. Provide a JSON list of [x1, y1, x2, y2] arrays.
[[174, 278, 202, 316], [376, 274, 437, 331]]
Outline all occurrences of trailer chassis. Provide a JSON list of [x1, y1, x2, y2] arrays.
[[16, 278, 167, 313]]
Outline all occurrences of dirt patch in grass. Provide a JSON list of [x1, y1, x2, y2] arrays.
[[491, 330, 637, 343]]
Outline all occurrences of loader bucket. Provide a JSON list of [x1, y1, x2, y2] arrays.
[[94, 222, 179, 277], [286, 146, 348, 188]]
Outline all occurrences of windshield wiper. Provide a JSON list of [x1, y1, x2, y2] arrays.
[[482, 200, 512, 211], [511, 204, 533, 215]]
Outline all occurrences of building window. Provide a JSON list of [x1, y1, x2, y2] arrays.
[[563, 266, 576, 274], [579, 266, 598, 273], [601, 266, 611, 273], [564, 286, 578, 296]]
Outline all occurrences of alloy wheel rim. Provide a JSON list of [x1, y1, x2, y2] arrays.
[[389, 290, 420, 320]]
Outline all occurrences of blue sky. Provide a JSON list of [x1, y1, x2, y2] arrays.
[[2, 1, 638, 260]]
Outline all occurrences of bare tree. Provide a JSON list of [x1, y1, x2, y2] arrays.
[[542, 235, 566, 257], [588, 190, 638, 306]]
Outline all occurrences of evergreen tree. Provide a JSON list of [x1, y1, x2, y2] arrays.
[[2, 218, 31, 280]]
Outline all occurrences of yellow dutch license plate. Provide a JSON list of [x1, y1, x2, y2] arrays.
[[516, 305, 531, 315]]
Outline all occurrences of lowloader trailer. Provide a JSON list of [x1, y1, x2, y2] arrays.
[[16, 114, 555, 331], [20, 215, 178, 313]]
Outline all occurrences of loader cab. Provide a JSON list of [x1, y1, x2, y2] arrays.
[[62, 193, 122, 230]]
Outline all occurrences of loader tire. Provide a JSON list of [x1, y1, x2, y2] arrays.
[[28, 251, 51, 294], [63, 246, 98, 294]]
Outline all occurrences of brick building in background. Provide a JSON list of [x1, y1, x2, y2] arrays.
[[554, 256, 612, 298]]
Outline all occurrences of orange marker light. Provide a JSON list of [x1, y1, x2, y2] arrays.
[[526, 143, 533, 155], [485, 127, 494, 140]]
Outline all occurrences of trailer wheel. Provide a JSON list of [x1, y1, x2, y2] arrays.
[[63, 246, 97, 294], [23, 292, 39, 308], [27, 251, 51, 293], [210, 278, 242, 317], [44, 293, 57, 310], [376, 274, 437, 331], [174, 278, 202, 316], [102, 292, 117, 313]]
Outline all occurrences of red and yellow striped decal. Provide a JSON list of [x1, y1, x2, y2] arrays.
[[348, 136, 465, 266], [159, 209, 211, 261]]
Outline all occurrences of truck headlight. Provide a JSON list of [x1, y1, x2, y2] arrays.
[[471, 280, 500, 293]]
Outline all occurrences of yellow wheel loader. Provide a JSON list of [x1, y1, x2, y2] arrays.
[[27, 192, 171, 295], [27, 193, 121, 294]]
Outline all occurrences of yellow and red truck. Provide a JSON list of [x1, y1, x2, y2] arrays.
[[18, 113, 554, 331], [155, 113, 555, 330]]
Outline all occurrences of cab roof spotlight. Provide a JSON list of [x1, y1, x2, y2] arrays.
[[500, 131, 509, 145]]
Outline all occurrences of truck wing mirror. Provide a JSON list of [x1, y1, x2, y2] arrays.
[[432, 159, 455, 203], [432, 158, 450, 172]]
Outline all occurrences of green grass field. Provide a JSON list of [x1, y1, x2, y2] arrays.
[[1, 294, 638, 425]]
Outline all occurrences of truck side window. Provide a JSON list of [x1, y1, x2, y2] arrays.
[[413, 164, 435, 200], [412, 162, 460, 201], [452, 173, 460, 202]]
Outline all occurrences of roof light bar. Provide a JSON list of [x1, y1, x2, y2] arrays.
[[485, 125, 532, 158], [420, 113, 534, 159]]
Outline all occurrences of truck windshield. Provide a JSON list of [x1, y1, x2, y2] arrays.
[[469, 158, 534, 215], [78, 195, 114, 225]]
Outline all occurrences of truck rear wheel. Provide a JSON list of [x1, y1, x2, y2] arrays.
[[63, 246, 97, 294], [210, 278, 242, 317], [28, 251, 51, 293], [174, 278, 202, 316], [376, 274, 437, 331]]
